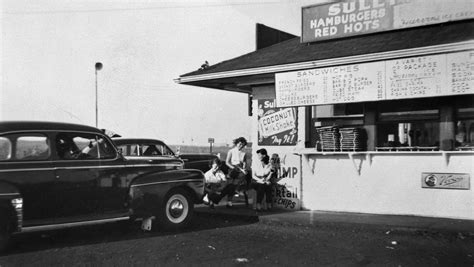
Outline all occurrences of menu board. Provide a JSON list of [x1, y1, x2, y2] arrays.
[[276, 62, 385, 107], [447, 51, 474, 95], [386, 54, 446, 99], [276, 51, 474, 107]]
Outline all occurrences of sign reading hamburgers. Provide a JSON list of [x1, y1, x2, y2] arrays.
[[301, 0, 474, 43]]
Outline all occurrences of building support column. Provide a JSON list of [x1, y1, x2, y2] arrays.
[[364, 103, 377, 151], [439, 103, 455, 151]]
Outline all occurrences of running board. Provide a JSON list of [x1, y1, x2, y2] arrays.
[[19, 217, 130, 233]]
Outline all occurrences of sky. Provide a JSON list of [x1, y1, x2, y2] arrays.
[[1, 0, 322, 146]]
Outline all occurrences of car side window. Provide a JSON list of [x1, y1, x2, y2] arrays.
[[116, 145, 127, 156], [56, 132, 116, 160], [143, 145, 162, 156], [15, 135, 50, 161], [0, 137, 12, 161], [159, 144, 175, 156], [132, 145, 141, 156]]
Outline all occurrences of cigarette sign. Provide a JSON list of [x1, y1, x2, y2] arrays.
[[422, 173, 470, 190]]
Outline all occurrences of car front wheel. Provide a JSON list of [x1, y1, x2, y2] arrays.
[[156, 188, 194, 230]]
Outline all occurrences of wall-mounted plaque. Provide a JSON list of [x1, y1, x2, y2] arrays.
[[421, 172, 470, 190]]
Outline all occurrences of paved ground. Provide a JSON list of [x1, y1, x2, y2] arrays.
[[196, 202, 474, 236], [1, 209, 473, 266]]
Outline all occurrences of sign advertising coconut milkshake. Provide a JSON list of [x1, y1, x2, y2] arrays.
[[257, 99, 298, 146]]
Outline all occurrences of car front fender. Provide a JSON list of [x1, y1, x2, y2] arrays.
[[129, 169, 205, 218]]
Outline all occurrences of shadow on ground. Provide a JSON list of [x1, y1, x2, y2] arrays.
[[2, 211, 259, 256]]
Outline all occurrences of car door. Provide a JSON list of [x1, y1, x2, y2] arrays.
[[0, 132, 57, 225], [53, 131, 129, 221]]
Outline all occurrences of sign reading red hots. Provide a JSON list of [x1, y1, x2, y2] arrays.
[[302, 0, 474, 43]]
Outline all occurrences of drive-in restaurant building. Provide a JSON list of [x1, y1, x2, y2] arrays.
[[176, 0, 474, 220]]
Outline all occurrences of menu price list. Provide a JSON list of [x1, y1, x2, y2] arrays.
[[276, 74, 319, 107], [276, 62, 385, 107], [386, 54, 446, 99], [314, 62, 385, 104], [447, 51, 474, 95], [276, 50, 474, 108], [328, 70, 384, 103]]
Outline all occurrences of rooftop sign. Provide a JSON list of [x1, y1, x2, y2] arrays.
[[301, 0, 474, 43]]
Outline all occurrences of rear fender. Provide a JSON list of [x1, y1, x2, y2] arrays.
[[129, 169, 204, 218]]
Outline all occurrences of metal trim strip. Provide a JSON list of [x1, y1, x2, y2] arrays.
[[20, 217, 130, 233], [0, 164, 181, 173], [131, 179, 203, 188]]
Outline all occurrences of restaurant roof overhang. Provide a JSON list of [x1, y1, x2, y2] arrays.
[[175, 20, 474, 93]]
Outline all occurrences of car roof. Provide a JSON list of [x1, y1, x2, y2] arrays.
[[0, 121, 102, 134], [112, 138, 167, 145]]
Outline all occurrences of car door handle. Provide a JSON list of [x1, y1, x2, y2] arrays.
[[54, 167, 67, 179]]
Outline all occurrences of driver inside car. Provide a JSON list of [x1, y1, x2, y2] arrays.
[[56, 134, 104, 160], [56, 135, 81, 160]]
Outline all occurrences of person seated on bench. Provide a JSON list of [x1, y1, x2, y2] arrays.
[[224, 137, 249, 208], [252, 154, 273, 211], [202, 158, 227, 208]]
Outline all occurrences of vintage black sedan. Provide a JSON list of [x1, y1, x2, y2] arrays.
[[112, 137, 222, 173], [0, 121, 205, 251]]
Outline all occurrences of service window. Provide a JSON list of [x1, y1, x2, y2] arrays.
[[310, 103, 365, 149], [455, 106, 474, 150], [376, 99, 440, 150], [312, 103, 364, 127]]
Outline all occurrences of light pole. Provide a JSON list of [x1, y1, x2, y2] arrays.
[[95, 62, 103, 128]]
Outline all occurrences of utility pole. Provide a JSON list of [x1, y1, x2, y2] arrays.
[[95, 62, 103, 127]]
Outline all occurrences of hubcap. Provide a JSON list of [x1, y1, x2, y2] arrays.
[[169, 199, 184, 218]]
